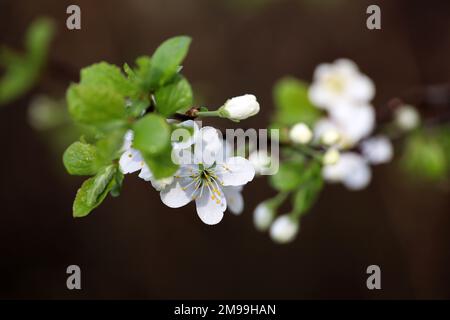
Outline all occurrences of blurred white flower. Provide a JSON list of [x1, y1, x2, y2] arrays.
[[160, 126, 255, 225], [395, 105, 420, 131], [323, 148, 340, 165], [323, 152, 371, 190], [249, 150, 272, 175], [219, 94, 260, 121], [289, 122, 313, 144], [270, 215, 299, 244], [309, 58, 375, 111], [361, 135, 393, 165], [314, 103, 375, 148], [253, 202, 274, 231]]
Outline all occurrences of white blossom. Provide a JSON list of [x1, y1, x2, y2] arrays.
[[323, 152, 371, 190], [309, 58, 375, 111], [159, 126, 255, 225], [270, 215, 299, 244], [219, 94, 260, 121], [253, 202, 274, 231], [361, 135, 393, 165], [395, 105, 420, 131], [314, 102, 375, 148], [289, 122, 313, 144], [321, 128, 340, 146]]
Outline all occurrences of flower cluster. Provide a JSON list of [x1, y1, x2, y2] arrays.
[[310, 59, 393, 190], [120, 121, 256, 225]]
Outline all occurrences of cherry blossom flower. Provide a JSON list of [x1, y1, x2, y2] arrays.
[[322, 152, 371, 190], [308, 58, 375, 111], [159, 126, 255, 225], [219, 94, 260, 121]]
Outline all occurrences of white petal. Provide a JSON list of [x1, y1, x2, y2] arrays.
[[330, 102, 375, 144], [223, 186, 244, 215], [361, 135, 393, 165], [216, 157, 255, 186], [172, 120, 199, 150], [119, 148, 144, 174], [193, 126, 224, 166], [195, 186, 226, 225], [325, 152, 371, 190], [160, 177, 195, 208], [349, 74, 375, 102], [138, 164, 153, 181]]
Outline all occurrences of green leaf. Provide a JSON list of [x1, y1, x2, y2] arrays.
[[73, 165, 117, 217], [96, 127, 127, 163], [142, 146, 178, 179], [110, 171, 124, 197], [147, 36, 191, 90], [273, 77, 321, 126], [66, 84, 126, 128], [133, 113, 171, 155], [80, 62, 140, 98], [63, 141, 101, 175], [292, 176, 323, 215], [402, 131, 448, 181], [154, 75, 193, 116], [269, 160, 305, 191], [0, 18, 54, 105], [25, 18, 55, 65]]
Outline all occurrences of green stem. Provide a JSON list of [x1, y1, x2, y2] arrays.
[[196, 110, 221, 118]]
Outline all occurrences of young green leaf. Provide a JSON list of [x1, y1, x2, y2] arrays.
[[273, 77, 321, 126], [63, 141, 101, 175], [73, 165, 117, 217], [110, 170, 124, 197], [67, 84, 126, 128], [80, 62, 140, 98], [154, 76, 193, 116], [96, 127, 127, 163], [142, 146, 178, 180], [0, 18, 54, 106], [147, 36, 191, 90], [132, 113, 171, 155]]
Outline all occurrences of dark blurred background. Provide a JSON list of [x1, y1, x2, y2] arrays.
[[0, 0, 449, 299]]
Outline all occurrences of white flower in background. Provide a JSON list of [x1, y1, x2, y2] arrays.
[[361, 135, 393, 165], [289, 122, 313, 144], [253, 202, 274, 231], [322, 152, 371, 190], [395, 105, 420, 131], [269, 215, 299, 244], [308, 58, 375, 111], [314, 102, 375, 148], [119, 120, 199, 186], [249, 150, 272, 175], [219, 94, 260, 121], [159, 126, 255, 225], [323, 148, 340, 165]]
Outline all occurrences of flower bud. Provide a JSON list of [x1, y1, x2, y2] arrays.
[[219, 94, 260, 121], [253, 202, 274, 231], [395, 105, 420, 131], [289, 123, 313, 144], [322, 129, 340, 146], [323, 148, 340, 165], [269, 215, 299, 244]]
